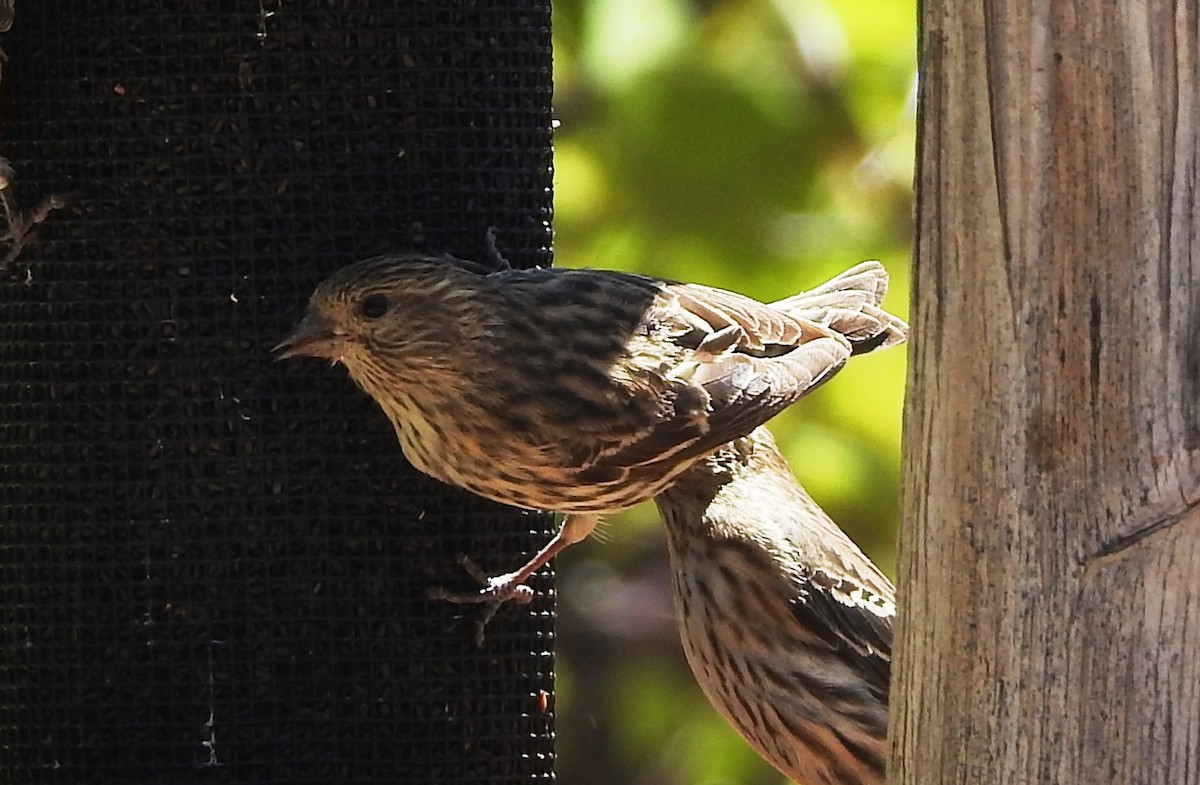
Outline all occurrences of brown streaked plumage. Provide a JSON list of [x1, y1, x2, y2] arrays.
[[656, 426, 893, 785], [276, 253, 906, 641]]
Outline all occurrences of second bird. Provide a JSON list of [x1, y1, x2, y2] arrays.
[[276, 253, 905, 636]]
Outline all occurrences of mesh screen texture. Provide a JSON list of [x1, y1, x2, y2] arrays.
[[0, 2, 555, 783]]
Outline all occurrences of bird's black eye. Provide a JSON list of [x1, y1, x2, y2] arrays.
[[360, 293, 390, 319]]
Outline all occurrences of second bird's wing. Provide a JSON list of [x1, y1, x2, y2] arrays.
[[789, 568, 894, 704]]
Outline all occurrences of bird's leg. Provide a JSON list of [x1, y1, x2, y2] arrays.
[[428, 513, 600, 645]]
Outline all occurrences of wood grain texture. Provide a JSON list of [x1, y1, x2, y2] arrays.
[[895, 1, 1200, 783]]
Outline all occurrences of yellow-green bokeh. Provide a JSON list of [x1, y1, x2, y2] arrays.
[[551, 1, 914, 782]]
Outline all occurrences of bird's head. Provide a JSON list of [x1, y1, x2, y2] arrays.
[[274, 254, 491, 392]]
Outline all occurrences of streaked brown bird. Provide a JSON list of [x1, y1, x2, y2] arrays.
[[276, 253, 905, 638], [654, 270, 903, 784], [657, 425, 894, 785]]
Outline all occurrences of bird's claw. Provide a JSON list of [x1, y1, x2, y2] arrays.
[[482, 226, 512, 271], [426, 554, 535, 646]]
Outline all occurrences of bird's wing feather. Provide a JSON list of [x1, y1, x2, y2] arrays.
[[672, 283, 809, 350], [790, 570, 893, 703], [773, 261, 891, 308], [770, 262, 909, 352], [677, 338, 847, 455], [583, 283, 852, 473]]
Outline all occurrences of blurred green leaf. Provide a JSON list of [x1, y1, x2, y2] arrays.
[[552, 0, 914, 782]]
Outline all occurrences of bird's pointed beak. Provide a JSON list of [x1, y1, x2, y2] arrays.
[[273, 314, 342, 361]]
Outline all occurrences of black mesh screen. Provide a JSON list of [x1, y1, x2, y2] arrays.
[[0, 2, 555, 783]]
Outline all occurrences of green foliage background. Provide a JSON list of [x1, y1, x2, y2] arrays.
[[548, 0, 915, 782]]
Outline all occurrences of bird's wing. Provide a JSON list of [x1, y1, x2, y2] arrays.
[[774, 261, 891, 308], [584, 282, 852, 473], [790, 569, 894, 703], [769, 262, 909, 353]]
